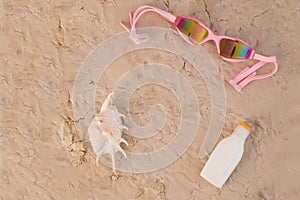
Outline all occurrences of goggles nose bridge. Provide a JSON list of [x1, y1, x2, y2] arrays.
[[209, 35, 222, 54]]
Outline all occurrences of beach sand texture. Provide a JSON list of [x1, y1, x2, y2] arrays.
[[0, 0, 300, 199]]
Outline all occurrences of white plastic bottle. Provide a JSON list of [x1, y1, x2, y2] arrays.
[[200, 122, 251, 188]]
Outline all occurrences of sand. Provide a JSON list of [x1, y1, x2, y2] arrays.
[[1, 0, 300, 199]]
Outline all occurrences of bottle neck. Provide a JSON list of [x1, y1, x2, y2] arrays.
[[232, 125, 250, 141]]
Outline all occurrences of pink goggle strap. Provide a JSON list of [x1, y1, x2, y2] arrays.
[[120, 5, 176, 44], [229, 55, 278, 92]]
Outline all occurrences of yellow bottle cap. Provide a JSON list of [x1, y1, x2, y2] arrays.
[[239, 122, 251, 131]]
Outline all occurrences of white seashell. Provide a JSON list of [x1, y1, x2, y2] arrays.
[[88, 92, 128, 172]]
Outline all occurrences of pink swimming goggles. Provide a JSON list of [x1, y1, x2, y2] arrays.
[[120, 5, 278, 92]]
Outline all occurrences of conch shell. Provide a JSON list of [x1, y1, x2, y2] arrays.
[[88, 92, 128, 172]]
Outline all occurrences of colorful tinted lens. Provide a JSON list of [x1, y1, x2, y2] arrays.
[[220, 38, 252, 59], [175, 17, 208, 43]]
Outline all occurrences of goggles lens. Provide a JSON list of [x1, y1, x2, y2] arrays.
[[220, 38, 252, 59], [175, 17, 208, 43]]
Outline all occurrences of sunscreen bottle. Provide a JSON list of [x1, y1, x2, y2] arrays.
[[200, 122, 251, 188]]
